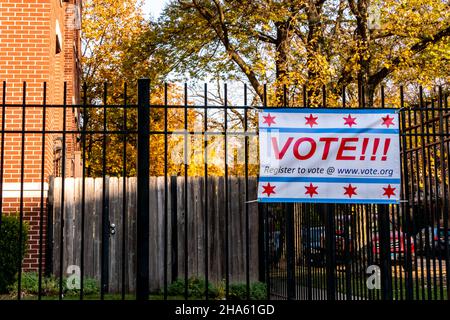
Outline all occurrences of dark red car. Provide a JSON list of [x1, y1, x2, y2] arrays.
[[371, 231, 415, 268]]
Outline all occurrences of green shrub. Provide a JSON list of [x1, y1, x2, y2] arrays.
[[249, 282, 267, 300], [7, 272, 58, 296], [7, 272, 100, 297], [167, 277, 218, 298], [188, 277, 218, 298], [70, 277, 99, 296], [229, 283, 247, 300], [167, 278, 185, 296], [167, 278, 266, 300], [0, 215, 28, 293], [229, 282, 267, 300]]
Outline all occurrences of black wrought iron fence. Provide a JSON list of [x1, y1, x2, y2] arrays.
[[0, 80, 448, 301], [267, 86, 450, 301]]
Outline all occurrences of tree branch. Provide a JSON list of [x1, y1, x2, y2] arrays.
[[187, 0, 263, 101], [257, 31, 278, 44], [368, 25, 450, 88]]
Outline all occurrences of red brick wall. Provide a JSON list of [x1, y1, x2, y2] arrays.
[[2, 198, 47, 271], [0, 0, 81, 273]]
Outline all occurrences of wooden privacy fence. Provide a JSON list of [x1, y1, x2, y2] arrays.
[[47, 176, 260, 293]]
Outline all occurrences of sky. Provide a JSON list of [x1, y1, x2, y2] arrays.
[[142, 0, 169, 19]]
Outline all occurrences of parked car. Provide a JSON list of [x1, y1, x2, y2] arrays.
[[301, 223, 354, 267], [270, 230, 283, 264], [370, 231, 415, 270], [301, 226, 326, 266], [415, 226, 450, 257], [334, 228, 354, 264]]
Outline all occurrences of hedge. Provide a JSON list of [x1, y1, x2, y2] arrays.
[[0, 215, 29, 293]]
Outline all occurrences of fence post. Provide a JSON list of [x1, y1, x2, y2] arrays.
[[101, 176, 110, 293], [325, 204, 336, 300], [286, 203, 296, 300], [136, 79, 150, 300], [399, 97, 414, 300], [258, 203, 266, 283], [264, 204, 271, 300], [378, 205, 393, 300], [259, 203, 270, 299], [46, 176, 55, 276]]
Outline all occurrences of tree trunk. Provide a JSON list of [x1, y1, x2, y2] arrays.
[[366, 84, 376, 108], [305, 0, 325, 106], [274, 22, 289, 106]]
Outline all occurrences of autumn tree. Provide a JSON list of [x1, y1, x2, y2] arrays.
[[81, 0, 232, 177], [82, 0, 191, 177], [82, 0, 159, 99], [337, 0, 450, 106], [154, 0, 449, 107]]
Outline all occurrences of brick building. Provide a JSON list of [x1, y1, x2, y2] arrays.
[[0, 0, 82, 271]]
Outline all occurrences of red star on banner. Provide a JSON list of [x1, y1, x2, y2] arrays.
[[343, 114, 357, 127], [382, 184, 396, 199], [262, 113, 276, 127], [381, 115, 395, 128], [304, 183, 319, 198], [343, 184, 357, 198], [305, 114, 318, 128], [262, 183, 276, 197]]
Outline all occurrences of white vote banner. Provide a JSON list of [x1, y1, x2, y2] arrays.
[[257, 109, 401, 204]]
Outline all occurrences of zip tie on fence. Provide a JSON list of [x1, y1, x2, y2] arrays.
[[247, 105, 262, 113], [395, 107, 407, 114]]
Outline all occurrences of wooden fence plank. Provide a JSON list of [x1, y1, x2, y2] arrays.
[[93, 177, 103, 281], [74, 177, 82, 274], [84, 178, 95, 279], [108, 177, 120, 293], [64, 178, 74, 279], [51, 177, 61, 275], [176, 176, 185, 280], [127, 177, 137, 293], [249, 178, 259, 281]]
